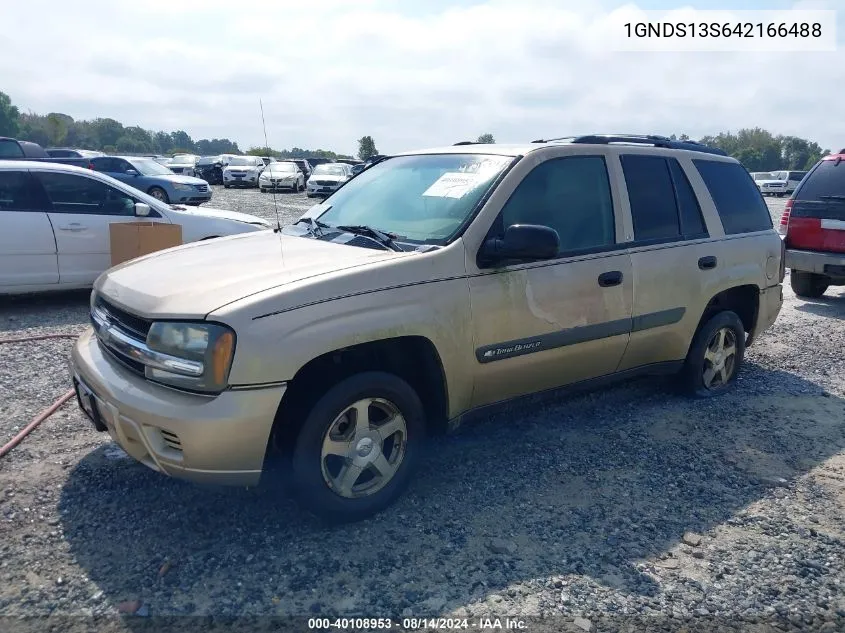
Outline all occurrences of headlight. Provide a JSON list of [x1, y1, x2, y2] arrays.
[[145, 322, 236, 393], [173, 183, 193, 191]]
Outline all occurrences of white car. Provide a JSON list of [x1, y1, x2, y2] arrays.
[[771, 170, 808, 195], [259, 161, 305, 193], [223, 156, 266, 188], [0, 162, 271, 295], [306, 162, 353, 198], [167, 154, 201, 177]]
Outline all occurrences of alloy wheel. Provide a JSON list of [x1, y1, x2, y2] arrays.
[[702, 327, 737, 389], [320, 398, 407, 498]]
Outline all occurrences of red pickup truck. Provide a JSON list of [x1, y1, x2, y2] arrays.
[[780, 150, 845, 298]]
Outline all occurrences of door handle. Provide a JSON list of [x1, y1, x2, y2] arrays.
[[598, 271, 623, 287], [58, 223, 86, 232], [698, 256, 717, 270]]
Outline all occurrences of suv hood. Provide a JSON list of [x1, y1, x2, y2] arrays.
[[96, 231, 409, 318]]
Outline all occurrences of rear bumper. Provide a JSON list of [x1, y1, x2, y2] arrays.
[[786, 248, 845, 278]]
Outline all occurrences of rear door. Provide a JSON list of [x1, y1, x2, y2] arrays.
[[615, 153, 715, 370], [0, 169, 59, 287], [787, 159, 845, 254], [35, 170, 157, 285]]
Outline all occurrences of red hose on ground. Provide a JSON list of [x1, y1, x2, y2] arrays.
[[0, 333, 82, 458]]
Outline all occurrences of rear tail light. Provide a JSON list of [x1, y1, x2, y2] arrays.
[[778, 198, 793, 236], [779, 234, 786, 282], [87, 163, 94, 170]]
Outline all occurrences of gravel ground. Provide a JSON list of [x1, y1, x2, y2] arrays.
[[1, 195, 844, 632]]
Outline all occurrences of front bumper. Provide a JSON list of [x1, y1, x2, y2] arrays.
[[307, 182, 341, 197], [223, 173, 259, 187], [761, 187, 787, 195], [173, 190, 212, 204], [260, 179, 298, 190], [70, 329, 286, 487], [786, 248, 845, 278]]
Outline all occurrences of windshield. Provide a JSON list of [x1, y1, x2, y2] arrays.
[[313, 164, 347, 176], [228, 156, 258, 166], [753, 173, 774, 181], [128, 158, 177, 176], [268, 163, 297, 172], [311, 153, 513, 244], [197, 156, 221, 165]]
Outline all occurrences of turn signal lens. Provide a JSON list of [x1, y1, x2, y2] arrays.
[[212, 331, 235, 385]]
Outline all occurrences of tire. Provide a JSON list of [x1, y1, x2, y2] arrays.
[[679, 311, 746, 398], [790, 270, 829, 298], [260, 188, 266, 193], [290, 371, 426, 523], [147, 187, 169, 203], [298, 180, 304, 192], [224, 184, 230, 189]]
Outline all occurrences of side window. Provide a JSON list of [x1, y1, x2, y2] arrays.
[[668, 159, 707, 237], [499, 156, 615, 255], [90, 158, 117, 173], [0, 140, 24, 158], [693, 160, 772, 234], [0, 171, 35, 211], [36, 172, 136, 216], [621, 155, 681, 242]]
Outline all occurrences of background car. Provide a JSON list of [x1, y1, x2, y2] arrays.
[[167, 154, 200, 177], [350, 163, 366, 176], [194, 155, 226, 184], [306, 162, 353, 197], [0, 161, 270, 294], [45, 148, 105, 159], [222, 155, 266, 188], [286, 159, 313, 182], [90, 156, 212, 205], [771, 170, 808, 194], [259, 161, 305, 193]]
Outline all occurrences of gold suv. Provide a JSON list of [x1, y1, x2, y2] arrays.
[[71, 134, 784, 522]]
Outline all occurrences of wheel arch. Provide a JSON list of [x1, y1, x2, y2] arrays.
[[692, 284, 760, 349], [267, 335, 450, 459]]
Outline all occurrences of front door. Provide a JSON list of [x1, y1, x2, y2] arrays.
[[466, 154, 633, 408], [34, 171, 155, 285]]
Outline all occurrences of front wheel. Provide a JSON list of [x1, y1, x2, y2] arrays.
[[290, 372, 426, 523], [678, 311, 746, 398], [148, 187, 169, 203], [791, 270, 829, 298]]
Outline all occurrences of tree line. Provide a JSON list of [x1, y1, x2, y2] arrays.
[[0, 91, 831, 169]]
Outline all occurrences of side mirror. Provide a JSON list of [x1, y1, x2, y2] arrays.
[[135, 202, 151, 217], [124, 169, 139, 177], [480, 224, 559, 264]]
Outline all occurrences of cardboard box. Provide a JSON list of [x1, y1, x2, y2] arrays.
[[109, 222, 183, 267]]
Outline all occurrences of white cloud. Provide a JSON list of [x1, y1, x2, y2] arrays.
[[0, 0, 842, 154]]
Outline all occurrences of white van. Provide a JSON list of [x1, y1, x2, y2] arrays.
[[772, 170, 808, 194]]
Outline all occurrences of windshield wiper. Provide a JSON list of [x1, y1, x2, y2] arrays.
[[334, 224, 403, 252], [293, 216, 332, 237]]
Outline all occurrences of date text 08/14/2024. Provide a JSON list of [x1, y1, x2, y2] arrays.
[[308, 617, 529, 630]]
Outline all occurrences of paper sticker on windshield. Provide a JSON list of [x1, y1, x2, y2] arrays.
[[422, 172, 486, 199]]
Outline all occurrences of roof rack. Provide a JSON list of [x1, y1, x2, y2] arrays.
[[453, 141, 476, 146], [530, 134, 727, 157]]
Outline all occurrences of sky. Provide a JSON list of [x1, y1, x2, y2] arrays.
[[1, 0, 842, 155]]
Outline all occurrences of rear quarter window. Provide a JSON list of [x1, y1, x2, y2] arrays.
[[0, 139, 24, 158], [794, 161, 845, 201], [692, 159, 772, 234]]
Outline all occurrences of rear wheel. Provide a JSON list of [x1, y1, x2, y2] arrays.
[[224, 184, 230, 189], [791, 270, 829, 298], [148, 187, 169, 203], [679, 311, 746, 398], [290, 372, 425, 523]]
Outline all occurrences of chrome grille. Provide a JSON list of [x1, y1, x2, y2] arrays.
[[314, 180, 335, 186], [194, 184, 209, 192], [94, 297, 151, 339]]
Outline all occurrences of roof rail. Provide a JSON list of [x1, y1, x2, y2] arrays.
[[531, 134, 727, 156], [453, 141, 476, 146]]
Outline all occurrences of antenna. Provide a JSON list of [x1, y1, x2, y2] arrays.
[[260, 98, 283, 233]]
